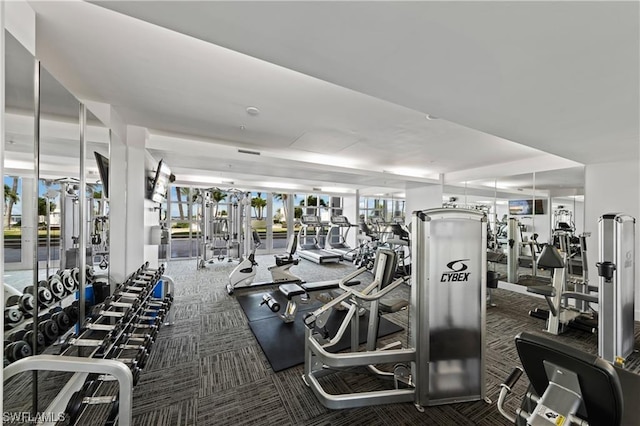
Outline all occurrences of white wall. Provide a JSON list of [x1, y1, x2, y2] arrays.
[[405, 184, 443, 222], [585, 160, 640, 320]]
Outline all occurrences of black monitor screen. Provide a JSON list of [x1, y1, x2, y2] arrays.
[[150, 159, 172, 203], [509, 199, 546, 215], [94, 151, 109, 198]]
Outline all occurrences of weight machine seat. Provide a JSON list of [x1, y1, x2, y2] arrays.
[[279, 283, 306, 299], [562, 291, 598, 304], [527, 285, 555, 297], [536, 244, 565, 269], [379, 299, 409, 313], [515, 331, 625, 426], [274, 254, 299, 267], [279, 280, 362, 300], [486, 251, 505, 263]]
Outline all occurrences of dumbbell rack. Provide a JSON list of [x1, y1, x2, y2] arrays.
[[4, 266, 90, 365], [57, 262, 173, 426]]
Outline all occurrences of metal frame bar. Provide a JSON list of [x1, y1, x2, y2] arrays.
[[32, 57, 41, 414], [304, 371, 415, 410], [4, 355, 133, 426], [79, 103, 87, 347]]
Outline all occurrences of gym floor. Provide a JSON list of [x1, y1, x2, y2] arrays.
[[3, 257, 640, 425]]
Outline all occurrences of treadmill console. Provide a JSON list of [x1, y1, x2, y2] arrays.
[[331, 216, 350, 226], [302, 215, 321, 225]]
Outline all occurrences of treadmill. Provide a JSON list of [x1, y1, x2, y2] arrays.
[[325, 215, 357, 261], [297, 215, 342, 264]]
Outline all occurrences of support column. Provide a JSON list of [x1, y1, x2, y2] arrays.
[[110, 125, 148, 281]]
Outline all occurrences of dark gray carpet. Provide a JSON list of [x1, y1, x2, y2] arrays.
[[3, 255, 640, 426]]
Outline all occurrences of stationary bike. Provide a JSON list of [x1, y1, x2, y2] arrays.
[[227, 232, 304, 294]]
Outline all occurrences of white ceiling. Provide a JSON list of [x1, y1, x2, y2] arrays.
[[15, 1, 638, 195]]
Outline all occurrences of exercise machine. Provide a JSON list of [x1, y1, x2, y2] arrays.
[[527, 243, 598, 335], [497, 331, 640, 426], [325, 215, 357, 261], [227, 232, 304, 294], [297, 215, 342, 264], [596, 213, 635, 364], [302, 208, 487, 410], [352, 221, 382, 270]]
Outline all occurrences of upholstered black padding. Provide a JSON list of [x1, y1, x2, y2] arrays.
[[279, 283, 307, 299], [279, 279, 362, 300], [301, 279, 360, 292], [379, 299, 409, 313], [527, 285, 555, 297], [487, 271, 499, 289], [515, 332, 624, 426], [274, 254, 298, 267], [536, 244, 565, 269], [562, 292, 598, 304]]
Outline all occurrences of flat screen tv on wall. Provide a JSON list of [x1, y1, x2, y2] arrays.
[[94, 151, 109, 198], [149, 159, 172, 203], [508, 199, 546, 215]]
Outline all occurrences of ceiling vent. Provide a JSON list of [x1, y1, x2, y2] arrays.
[[313, 187, 322, 191], [238, 149, 261, 156]]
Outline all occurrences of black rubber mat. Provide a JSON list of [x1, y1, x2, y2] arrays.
[[236, 290, 323, 322], [246, 308, 404, 372]]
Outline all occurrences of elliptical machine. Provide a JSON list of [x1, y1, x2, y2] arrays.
[[227, 232, 304, 295]]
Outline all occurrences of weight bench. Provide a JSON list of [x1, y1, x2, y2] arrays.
[[262, 280, 362, 323]]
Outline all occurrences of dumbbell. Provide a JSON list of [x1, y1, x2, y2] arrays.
[[113, 322, 159, 344], [102, 296, 143, 311], [60, 333, 114, 357], [4, 340, 32, 362], [23, 283, 54, 308], [51, 306, 72, 331], [260, 294, 281, 312], [83, 319, 156, 346], [107, 338, 150, 362], [23, 330, 46, 354], [47, 274, 67, 300], [65, 380, 119, 426], [71, 267, 80, 288], [26, 317, 59, 345], [8, 329, 27, 343], [18, 292, 35, 317], [60, 269, 77, 293], [64, 304, 80, 324], [5, 304, 24, 329], [119, 348, 150, 369], [86, 265, 95, 284]]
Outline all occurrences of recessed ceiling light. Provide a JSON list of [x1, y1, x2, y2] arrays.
[[240, 125, 246, 130], [426, 114, 439, 120], [246, 106, 260, 116]]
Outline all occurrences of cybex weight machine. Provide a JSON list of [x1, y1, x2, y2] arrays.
[[303, 208, 487, 410]]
